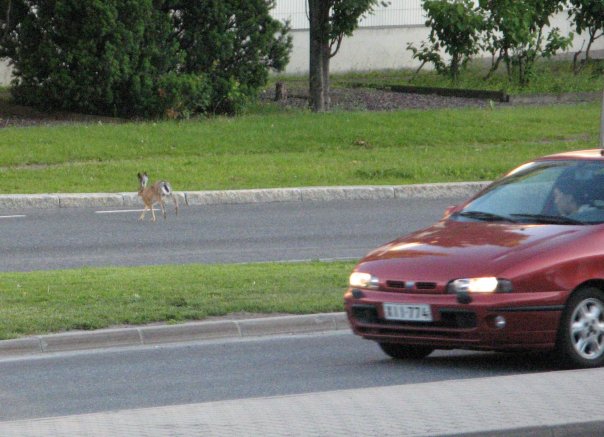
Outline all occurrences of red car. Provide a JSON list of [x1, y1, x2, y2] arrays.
[[345, 149, 604, 368]]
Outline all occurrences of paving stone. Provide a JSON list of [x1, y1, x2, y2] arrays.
[[0, 369, 602, 436]]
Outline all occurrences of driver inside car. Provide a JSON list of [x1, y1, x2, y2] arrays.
[[553, 186, 595, 217]]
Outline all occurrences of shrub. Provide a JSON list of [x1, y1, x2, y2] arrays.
[[1, 0, 181, 117], [409, 0, 573, 86], [0, 0, 292, 117], [168, 0, 292, 114], [480, 0, 573, 85], [408, 0, 485, 82], [567, 0, 604, 71], [155, 73, 212, 119]]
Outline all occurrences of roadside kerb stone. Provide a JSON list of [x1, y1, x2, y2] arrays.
[[185, 188, 301, 206], [58, 193, 125, 208], [0, 183, 490, 209], [138, 320, 240, 345], [39, 328, 142, 353], [236, 312, 347, 337], [0, 194, 60, 209], [0, 313, 350, 357], [394, 181, 489, 199], [0, 337, 42, 357], [300, 187, 348, 202], [341, 186, 395, 200], [120, 191, 139, 207]]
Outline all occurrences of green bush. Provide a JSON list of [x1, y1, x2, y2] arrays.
[[481, 0, 572, 86], [169, 0, 292, 114], [567, 0, 604, 70], [1, 0, 181, 117], [155, 73, 212, 119], [408, 0, 485, 81], [409, 0, 574, 86], [0, 0, 292, 117]]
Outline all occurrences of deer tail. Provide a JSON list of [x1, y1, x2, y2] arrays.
[[160, 182, 172, 196]]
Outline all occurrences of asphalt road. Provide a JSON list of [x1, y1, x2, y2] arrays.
[[0, 197, 463, 271], [0, 331, 556, 421]]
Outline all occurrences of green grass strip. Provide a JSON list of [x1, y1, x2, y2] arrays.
[[0, 103, 600, 193], [0, 261, 355, 340]]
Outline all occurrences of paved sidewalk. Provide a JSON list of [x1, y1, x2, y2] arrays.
[[0, 367, 602, 436]]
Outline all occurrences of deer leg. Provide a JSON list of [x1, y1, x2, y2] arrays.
[[160, 198, 167, 220], [139, 204, 148, 221], [151, 202, 157, 222], [173, 195, 179, 216]]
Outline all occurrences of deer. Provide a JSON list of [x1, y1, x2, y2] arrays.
[[137, 172, 179, 221]]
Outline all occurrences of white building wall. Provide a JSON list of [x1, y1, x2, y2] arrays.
[[284, 25, 429, 74], [0, 1, 602, 84], [0, 59, 12, 85], [273, 0, 425, 29], [276, 0, 604, 75]]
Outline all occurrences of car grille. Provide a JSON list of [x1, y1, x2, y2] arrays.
[[416, 282, 437, 290], [385, 280, 438, 293], [386, 280, 406, 289]]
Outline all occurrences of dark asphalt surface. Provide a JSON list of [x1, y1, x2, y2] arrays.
[[0, 331, 557, 421], [0, 197, 464, 271]]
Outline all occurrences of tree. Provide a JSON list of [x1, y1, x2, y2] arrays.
[[165, 0, 292, 114], [0, 0, 201, 117], [0, 0, 292, 117], [567, 0, 604, 72], [408, 0, 485, 82], [0, 0, 182, 117], [480, 0, 572, 85], [307, 0, 387, 112]]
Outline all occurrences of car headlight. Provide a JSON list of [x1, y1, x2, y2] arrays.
[[349, 272, 379, 289], [448, 277, 513, 294]]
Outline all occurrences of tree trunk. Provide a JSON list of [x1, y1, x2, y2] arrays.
[[321, 31, 331, 109], [600, 91, 604, 150], [308, 0, 331, 112]]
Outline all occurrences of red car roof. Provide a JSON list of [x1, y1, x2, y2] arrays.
[[540, 149, 604, 160]]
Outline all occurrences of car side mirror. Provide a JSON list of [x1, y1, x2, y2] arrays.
[[442, 205, 460, 220]]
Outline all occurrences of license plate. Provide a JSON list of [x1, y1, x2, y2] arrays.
[[383, 303, 432, 322]]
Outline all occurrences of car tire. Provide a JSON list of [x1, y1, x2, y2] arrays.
[[378, 343, 434, 359], [556, 287, 604, 369]]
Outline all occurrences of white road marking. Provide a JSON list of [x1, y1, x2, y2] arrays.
[[0, 215, 26, 219]]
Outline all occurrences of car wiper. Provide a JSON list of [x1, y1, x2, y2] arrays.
[[510, 213, 584, 225], [456, 211, 516, 223]]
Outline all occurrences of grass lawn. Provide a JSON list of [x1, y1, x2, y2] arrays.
[[0, 103, 601, 193], [0, 261, 355, 340]]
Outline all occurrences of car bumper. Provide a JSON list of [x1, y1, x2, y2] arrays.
[[344, 289, 565, 351]]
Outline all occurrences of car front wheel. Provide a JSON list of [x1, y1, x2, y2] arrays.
[[557, 287, 604, 368], [378, 343, 434, 359]]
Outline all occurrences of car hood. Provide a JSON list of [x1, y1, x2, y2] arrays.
[[358, 220, 589, 284]]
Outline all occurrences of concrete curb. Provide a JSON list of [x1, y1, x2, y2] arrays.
[[0, 313, 349, 357], [0, 182, 490, 209]]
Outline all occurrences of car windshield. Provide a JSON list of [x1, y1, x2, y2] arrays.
[[455, 159, 604, 225]]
